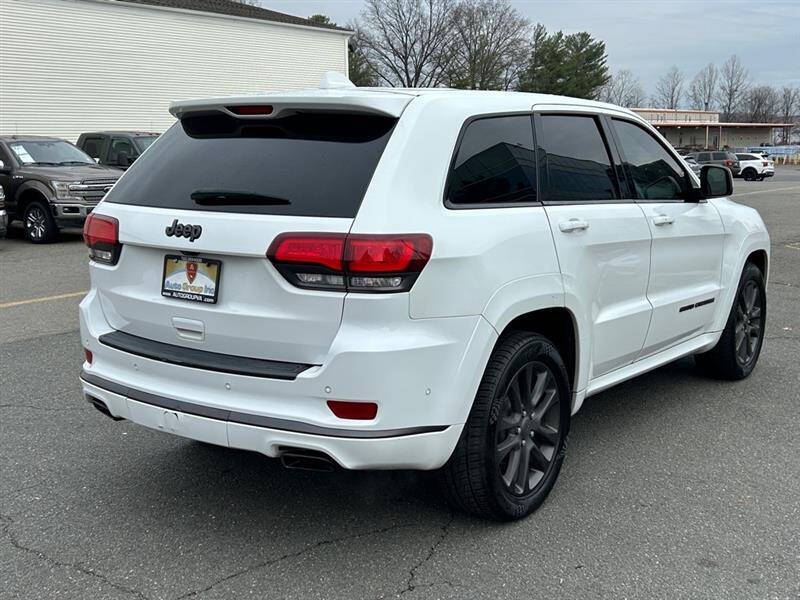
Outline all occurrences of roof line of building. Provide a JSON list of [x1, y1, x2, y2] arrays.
[[634, 107, 718, 114], [89, 0, 353, 34], [652, 121, 795, 128]]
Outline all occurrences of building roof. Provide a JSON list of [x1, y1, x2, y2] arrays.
[[634, 107, 718, 115], [114, 0, 352, 32], [652, 121, 794, 128]]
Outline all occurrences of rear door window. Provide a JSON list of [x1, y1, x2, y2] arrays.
[[538, 114, 617, 202], [712, 152, 728, 160], [446, 115, 536, 206], [698, 152, 711, 162], [611, 119, 689, 200], [81, 137, 106, 160], [106, 113, 397, 218]]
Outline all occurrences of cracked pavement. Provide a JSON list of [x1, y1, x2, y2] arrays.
[[2, 171, 800, 599]]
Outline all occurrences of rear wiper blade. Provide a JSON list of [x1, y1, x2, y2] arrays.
[[190, 190, 291, 206]]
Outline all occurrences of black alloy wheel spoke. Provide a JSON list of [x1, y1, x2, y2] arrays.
[[495, 361, 561, 496], [734, 281, 762, 364]]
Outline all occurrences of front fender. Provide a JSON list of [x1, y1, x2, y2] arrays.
[[710, 197, 770, 332]]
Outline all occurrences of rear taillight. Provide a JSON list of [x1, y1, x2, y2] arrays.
[[763, 161, 769, 166], [724, 160, 733, 166], [267, 233, 432, 293], [83, 348, 93, 364], [83, 213, 120, 265]]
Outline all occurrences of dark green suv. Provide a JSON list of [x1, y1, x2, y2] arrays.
[[76, 131, 159, 170]]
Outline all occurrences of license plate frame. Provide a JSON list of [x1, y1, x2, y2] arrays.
[[161, 255, 222, 304]]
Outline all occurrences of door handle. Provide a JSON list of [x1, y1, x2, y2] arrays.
[[653, 214, 675, 226], [558, 218, 590, 233]]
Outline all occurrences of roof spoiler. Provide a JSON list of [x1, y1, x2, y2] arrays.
[[170, 91, 412, 120]]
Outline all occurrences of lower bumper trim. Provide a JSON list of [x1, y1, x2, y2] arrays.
[[81, 371, 449, 440]]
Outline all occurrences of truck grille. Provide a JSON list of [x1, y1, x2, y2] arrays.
[[69, 178, 118, 204]]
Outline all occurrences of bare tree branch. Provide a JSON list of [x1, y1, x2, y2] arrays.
[[652, 66, 684, 109], [358, 0, 456, 87], [717, 55, 749, 120], [688, 63, 718, 111]]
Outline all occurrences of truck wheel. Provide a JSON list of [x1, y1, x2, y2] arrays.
[[695, 262, 766, 380], [440, 331, 570, 521], [24, 201, 58, 243]]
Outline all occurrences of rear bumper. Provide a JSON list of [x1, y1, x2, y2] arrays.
[[81, 374, 462, 470], [79, 288, 497, 469]]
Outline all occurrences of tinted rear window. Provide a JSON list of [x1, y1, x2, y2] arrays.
[[539, 114, 617, 201], [105, 113, 396, 218], [446, 115, 536, 206]]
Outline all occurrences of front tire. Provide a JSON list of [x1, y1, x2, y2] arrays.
[[696, 262, 766, 379], [24, 201, 58, 243], [440, 332, 570, 521]]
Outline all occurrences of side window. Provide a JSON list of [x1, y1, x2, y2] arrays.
[[538, 114, 617, 202], [446, 115, 536, 206], [712, 152, 728, 161], [81, 137, 105, 160], [109, 137, 135, 164], [611, 119, 689, 200]]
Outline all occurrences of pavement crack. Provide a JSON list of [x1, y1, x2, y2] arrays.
[[395, 512, 455, 597], [0, 512, 151, 600], [175, 521, 415, 599]]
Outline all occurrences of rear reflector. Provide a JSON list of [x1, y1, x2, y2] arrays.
[[83, 213, 120, 265], [327, 400, 378, 420], [83, 348, 93, 364], [267, 233, 432, 293], [227, 105, 274, 116]]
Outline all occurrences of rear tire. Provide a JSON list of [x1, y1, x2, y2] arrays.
[[23, 201, 58, 243], [695, 262, 766, 379], [439, 332, 570, 521], [742, 168, 757, 181]]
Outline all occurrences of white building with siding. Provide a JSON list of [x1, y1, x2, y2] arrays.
[[0, 0, 351, 141]]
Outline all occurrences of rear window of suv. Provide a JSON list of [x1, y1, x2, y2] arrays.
[[105, 112, 397, 218]]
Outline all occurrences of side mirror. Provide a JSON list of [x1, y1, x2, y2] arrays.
[[0, 160, 10, 174], [700, 164, 733, 199]]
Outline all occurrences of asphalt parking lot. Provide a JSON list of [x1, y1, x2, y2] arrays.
[[2, 169, 799, 600]]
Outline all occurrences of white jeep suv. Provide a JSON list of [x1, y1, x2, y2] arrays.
[[80, 83, 770, 520]]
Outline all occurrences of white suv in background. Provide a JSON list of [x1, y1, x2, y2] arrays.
[[736, 153, 775, 181], [80, 81, 770, 520]]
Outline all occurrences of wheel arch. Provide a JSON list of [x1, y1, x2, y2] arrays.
[[17, 181, 52, 213], [488, 307, 580, 413]]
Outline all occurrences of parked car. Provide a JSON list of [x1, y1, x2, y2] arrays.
[[0, 184, 7, 238], [690, 150, 741, 176], [0, 136, 121, 243], [79, 83, 769, 521], [736, 153, 775, 181], [682, 154, 702, 175], [76, 131, 159, 170]]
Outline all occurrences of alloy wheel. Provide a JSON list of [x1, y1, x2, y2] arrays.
[[495, 361, 561, 496], [734, 280, 762, 365], [26, 206, 47, 240]]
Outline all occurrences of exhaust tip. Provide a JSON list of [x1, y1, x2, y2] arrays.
[[86, 395, 124, 421], [279, 447, 337, 472]]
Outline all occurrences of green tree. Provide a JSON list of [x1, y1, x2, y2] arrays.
[[308, 14, 333, 25], [518, 26, 609, 99]]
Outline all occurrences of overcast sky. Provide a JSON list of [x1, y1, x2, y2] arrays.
[[265, 0, 799, 94]]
